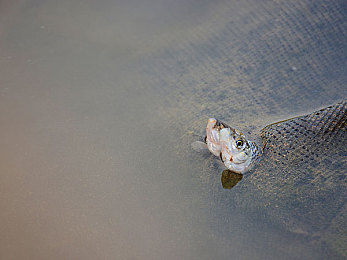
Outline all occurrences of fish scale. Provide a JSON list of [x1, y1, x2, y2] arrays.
[[260, 100, 346, 159], [245, 101, 347, 244]]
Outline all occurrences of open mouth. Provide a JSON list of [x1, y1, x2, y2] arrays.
[[206, 118, 223, 156]]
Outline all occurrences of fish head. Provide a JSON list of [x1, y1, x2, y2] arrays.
[[219, 127, 259, 173]]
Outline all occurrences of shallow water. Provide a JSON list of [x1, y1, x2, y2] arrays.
[[0, 0, 346, 259]]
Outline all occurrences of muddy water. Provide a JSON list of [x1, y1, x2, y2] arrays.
[[0, 1, 346, 259]]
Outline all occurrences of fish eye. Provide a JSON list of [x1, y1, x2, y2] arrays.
[[236, 140, 244, 148]]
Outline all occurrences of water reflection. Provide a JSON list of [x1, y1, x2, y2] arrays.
[[221, 169, 243, 189]]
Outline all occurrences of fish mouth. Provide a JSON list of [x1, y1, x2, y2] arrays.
[[206, 118, 235, 158], [212, 118, 232, 130], [206, 118, 222, 156]]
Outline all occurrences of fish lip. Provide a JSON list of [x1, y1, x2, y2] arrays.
[[215, 119, 233, 131], [206, 118, 222, 156]]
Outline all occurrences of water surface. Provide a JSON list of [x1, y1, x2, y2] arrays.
[[0, 0, 346, 259]]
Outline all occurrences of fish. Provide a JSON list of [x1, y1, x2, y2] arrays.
[[205, 118, 261, 173], [204, 100, 346, 175]]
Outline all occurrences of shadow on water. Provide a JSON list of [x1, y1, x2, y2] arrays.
[[221, 170, 243, 189]]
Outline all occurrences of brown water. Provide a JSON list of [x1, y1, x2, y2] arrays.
[[0, 1, 346, 259]]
